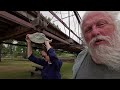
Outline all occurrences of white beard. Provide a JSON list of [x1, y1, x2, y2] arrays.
[[87, 31, 120, 71]]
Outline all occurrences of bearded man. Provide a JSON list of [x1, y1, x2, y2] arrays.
[[72, 11, 120, 79]]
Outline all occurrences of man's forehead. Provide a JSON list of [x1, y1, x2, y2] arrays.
[[82, 12, 113, 25], [83, 11, 108, 19]]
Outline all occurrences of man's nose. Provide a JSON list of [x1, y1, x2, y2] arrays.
[[91, 25, 100, 37]]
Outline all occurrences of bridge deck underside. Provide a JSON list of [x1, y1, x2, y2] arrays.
[[0, 11, 83, 53]]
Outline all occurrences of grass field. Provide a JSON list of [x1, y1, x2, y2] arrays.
[[0, 60, 74, 79]]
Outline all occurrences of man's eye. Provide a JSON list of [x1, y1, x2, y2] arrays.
[[96, 21, 108, 27], [97, 23, 105, 27], [84, 26, 92, 33]]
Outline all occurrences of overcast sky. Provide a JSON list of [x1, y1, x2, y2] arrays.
[[40, 11, 86, 44]]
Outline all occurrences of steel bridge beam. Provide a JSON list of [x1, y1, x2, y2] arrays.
[[49, 11, 82, 42], [0, 11, 34, 29], [42, 30, 70, 45]]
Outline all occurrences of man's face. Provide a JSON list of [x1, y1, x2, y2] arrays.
[[41, 50, 50, 62], [82, 12, 115, 48], [41, 51, 47, 58], [81, 12, 120, 70]]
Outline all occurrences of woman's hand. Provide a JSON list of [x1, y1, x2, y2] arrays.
[[45, 38, 52, 44], [44, 38, 52, 51], [26, 34, 31, 43]]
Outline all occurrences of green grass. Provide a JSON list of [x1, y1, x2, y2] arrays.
[[0, 60, 40, 79], [61, 62, 74, 79], [0, 60, 73, 79]]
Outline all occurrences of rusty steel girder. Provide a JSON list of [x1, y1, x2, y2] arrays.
[[31, 16, 48, 30], [0, 11, 83, 53], [42, 30, 70, 45], [0, 11, 34, 29], [0, 11, 71, 44]]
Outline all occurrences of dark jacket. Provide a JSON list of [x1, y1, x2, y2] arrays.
[[28, 48, 62, 79]]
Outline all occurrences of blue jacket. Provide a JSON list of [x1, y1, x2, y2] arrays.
[[28, 48, 62, 79]]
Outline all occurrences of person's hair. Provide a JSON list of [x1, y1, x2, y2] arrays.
[[80, 11, 120, 47], [41, 44, 48, 54]]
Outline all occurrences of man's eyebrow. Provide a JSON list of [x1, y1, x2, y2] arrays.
[[83, 18, 109, 26], [83, 23, 92, 28]]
